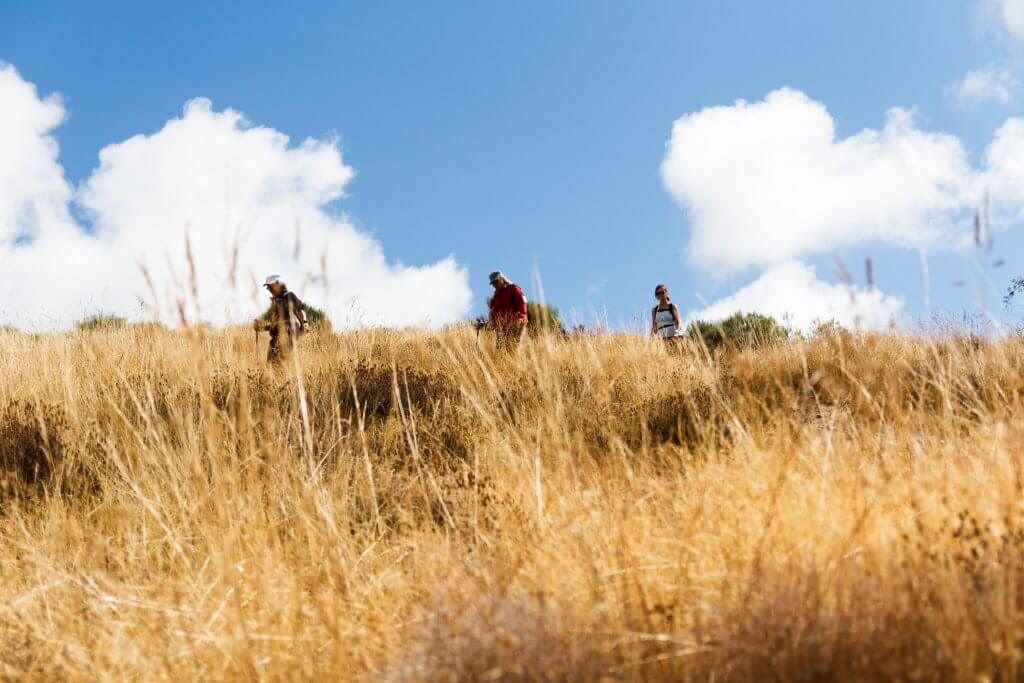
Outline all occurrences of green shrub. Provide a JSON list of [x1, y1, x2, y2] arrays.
[[305, 304, 332, 332], [76, 313, 127, 331], [527, 301, 566, 337], [259, 302, 332, 332], [686, 312, 788, 352]]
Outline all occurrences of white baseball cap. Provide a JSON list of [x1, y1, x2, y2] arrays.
[[264, 274, 283, 288]]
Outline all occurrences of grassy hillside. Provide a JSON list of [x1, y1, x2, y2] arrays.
[[1, 325, 1023, 680]]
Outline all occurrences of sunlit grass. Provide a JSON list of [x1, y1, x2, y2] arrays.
[[1, 324, 1022, 680]]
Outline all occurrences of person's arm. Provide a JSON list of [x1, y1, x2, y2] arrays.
[[491, 290, 510, 324], [671, 303, 682, 332], [513, 285, 528, 324], [288, 293, 310, 331], [254, 310, 272, 332], [651, 307, 658, 336]]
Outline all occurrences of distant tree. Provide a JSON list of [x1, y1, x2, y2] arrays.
[[305, 304, 332, 332], [686, 312, 788, 352], [527, 301, 566, 337], [1005, 277, 1024, 309], [76, 313, 127, 331]]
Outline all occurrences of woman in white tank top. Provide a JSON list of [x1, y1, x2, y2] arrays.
[[651, 283, 681, 339]]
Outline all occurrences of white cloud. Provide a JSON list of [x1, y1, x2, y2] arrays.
[[996, 0, 1024, 38], [660, 88, 1024, 329], [982, 117, 1024, 223], [0, 64, 72, 245], [947, 66, 1020, 105], [692, 260, 904, 332], [661, 88, 976, 272], [0, 64, 472, 330]]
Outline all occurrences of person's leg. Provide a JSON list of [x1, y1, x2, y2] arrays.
[[281, 332, 297, 361], [267, 335, 281, 363], [505, 325, 525, 350], [497, 326, 517, 350]]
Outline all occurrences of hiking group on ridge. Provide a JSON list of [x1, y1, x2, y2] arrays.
[[254, 271, 679, 364]]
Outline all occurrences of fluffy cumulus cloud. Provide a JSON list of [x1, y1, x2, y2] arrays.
[[947, 65, 1020, 105], [996, 0, 1024, 38], [692, 261, 904, 332], [661, 88, 975, 272], [661, 87, 1024, 329], [982, 118, 1024, 222], [0, 64, 472, 330], [0, 65, 75, 248]]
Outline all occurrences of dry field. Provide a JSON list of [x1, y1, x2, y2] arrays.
[[2, 325, 1024, 681]]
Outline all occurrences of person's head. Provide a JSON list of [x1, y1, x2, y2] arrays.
[[489, 271, 509, 290], [264, 274, 286, 296], [654, 283, 670, 304]]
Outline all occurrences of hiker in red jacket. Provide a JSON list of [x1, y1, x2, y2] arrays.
[[486, 271, 528, 347]]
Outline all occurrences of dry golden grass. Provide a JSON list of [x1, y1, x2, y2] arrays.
[[2, 324, 1024, 680]]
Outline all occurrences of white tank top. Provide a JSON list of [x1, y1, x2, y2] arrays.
[[654, 305, 677, 338]]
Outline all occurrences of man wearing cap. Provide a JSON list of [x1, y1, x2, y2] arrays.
[[253, 275, 310, 363], [486, 271, 528, 347]]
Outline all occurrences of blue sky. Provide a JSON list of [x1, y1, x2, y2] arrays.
[[2, 1, 1024, 331]]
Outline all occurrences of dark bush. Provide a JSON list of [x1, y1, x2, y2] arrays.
[[641, 386, 723, 450], [305, 304, 331, 332], [0, 401, 68, 501], [687, 312, 788, 352], [76, 313, 127, 331], [526, 301, 566, 337], [334, 363, 462, 421]]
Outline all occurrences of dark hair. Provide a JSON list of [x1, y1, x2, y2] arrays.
[[654, 284, 668, 297]]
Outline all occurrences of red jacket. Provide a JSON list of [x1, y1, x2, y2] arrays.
[[488, 283, 528, 327]]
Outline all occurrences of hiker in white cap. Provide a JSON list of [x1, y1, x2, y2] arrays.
[[253, 275, 309, 363]]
